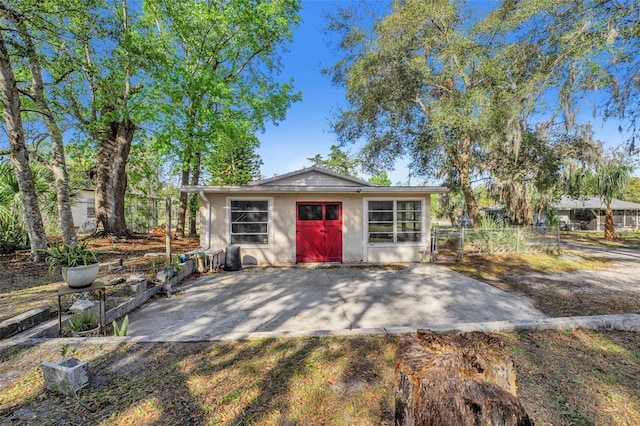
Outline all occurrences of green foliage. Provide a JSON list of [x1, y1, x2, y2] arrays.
[[308, 145, 360, 178], [593, 164, 631, 207], [325, 0, 638, 226], [0, 162, 62, 235], [44, 242, 98, 275], [469, 217, 528, 255], [368, 171, 392, 187], [618, 177, 640, 203], [172, 255, 182, 273], [207, 134, 263, 185], [66, 310, 99, 334], [143, 0, 302, 189], [439, 190, 465, 226], [0, 217, 30, 254], [60, 343, 78, 362], [150, 257, 160, 273], [112, 315, 129, 337]]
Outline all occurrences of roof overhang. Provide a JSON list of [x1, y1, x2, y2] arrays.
[[180, 185, 448, 194]]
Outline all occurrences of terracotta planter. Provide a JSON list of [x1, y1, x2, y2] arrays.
[[61, 263, 99, 288]]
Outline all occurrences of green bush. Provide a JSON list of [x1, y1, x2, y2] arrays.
[[471, 217, 528, 255], [0, 219, 29, 254]]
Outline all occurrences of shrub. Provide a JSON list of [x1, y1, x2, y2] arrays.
[[0, 218, 29, 254]]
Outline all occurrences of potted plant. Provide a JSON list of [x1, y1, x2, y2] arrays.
[[66, 310, 100, 337], [45, 241, 100, 288], [41, 344, 90, 395]]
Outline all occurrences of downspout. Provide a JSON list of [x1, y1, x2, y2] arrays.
[[198, 191, 211, 251]]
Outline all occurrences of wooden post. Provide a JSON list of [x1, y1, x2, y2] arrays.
[[165, 197, 172, 267]]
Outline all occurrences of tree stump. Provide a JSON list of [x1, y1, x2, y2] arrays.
[[395, 329, 533, 426]]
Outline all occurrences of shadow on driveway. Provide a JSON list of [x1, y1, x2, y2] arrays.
[[127, 264, 545, 340]]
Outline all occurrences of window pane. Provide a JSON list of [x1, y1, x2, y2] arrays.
[[368, 200, 393, 211], [369, 223, 393, 232], [232, 223, 268, 234], [231, 234, 268, 244], [397, 232, 421, 242], [397, 222, 421, 232], [231, 212, 268, 222], [298, 205, 323, 220], [369, 211, 394, 222], [230, 199, 269, 244], [231, 200, 268, 211], [367, 199, 422, 245], [397, 201, 421, 211], [397, 211, 421, 221], [326, 204, 340, 220], [369, 233, 393, 243]]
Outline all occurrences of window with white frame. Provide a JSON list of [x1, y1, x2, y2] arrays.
[[367, 200, 422, 243], [230, 200, 269, 245]]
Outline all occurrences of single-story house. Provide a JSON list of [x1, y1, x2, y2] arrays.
[[71, 189, 97, 234], [181, 167, 447, 266], [555, 196, 640, 230], [71, 189, 160, 234]]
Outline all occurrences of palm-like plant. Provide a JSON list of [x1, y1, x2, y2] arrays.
[[593, 165, 631, 240], [0, 162, 80, 243]]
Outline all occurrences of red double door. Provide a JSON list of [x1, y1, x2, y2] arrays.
[[296, 202, 342, 263]]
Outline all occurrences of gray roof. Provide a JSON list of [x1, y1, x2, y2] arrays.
[[554, 196, 640, 210], [181, 167, 448, 194], [248, 166, 376, 187]]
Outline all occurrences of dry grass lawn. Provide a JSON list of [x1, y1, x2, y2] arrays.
[[1, 235, 639, 424], [1, 331, 639, 425]]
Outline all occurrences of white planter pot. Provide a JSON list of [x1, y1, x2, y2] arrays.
[[41, 357, 89, 394], [62, 263, 100, 288]]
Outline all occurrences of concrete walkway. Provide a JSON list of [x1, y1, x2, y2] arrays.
[[127, 264, 546, 340]]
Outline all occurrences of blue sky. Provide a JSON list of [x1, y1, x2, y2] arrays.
[[256, 0, 634, 184], [257, 1, 374, 181]]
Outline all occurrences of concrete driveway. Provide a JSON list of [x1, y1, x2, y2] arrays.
[[127, 264, 545, 340]]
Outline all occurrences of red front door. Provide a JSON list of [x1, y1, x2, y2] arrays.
[[296, 202, 342, 263]]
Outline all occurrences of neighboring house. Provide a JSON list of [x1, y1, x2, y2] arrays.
[[554, 196, 640, 231], [182, 167, 447, 266], [71, 189, 97, 234], [71, 188, 160, 234]]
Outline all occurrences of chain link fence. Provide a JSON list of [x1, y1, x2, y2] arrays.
[[431, 226, 561, 261]]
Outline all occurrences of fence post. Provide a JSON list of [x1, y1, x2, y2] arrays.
[[516, 228, 520, 254], [556, 225, 561, 254], [459, 226, 465, 260], [165, 197, 172, 267]]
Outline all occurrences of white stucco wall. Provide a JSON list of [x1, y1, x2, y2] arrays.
[[71, 190, 96, 233], [201, 191, 433, 266]]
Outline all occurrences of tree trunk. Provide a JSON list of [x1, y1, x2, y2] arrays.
[[5, 5, 75, 244], [459, 167, 480, 227], [94, 119, 135, 237], [395, 330, 533, 426], [604, 205, 616, 240], [188, 151, 201, 237], [175, 166, 190, 238], [455, 138, 480, 227], [0, 32, 47, 261], [22, 25, 75, 243]]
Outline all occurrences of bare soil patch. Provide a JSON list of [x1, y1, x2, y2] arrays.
[[449, 251, 640, 317], [0, 235, 201, 323]]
